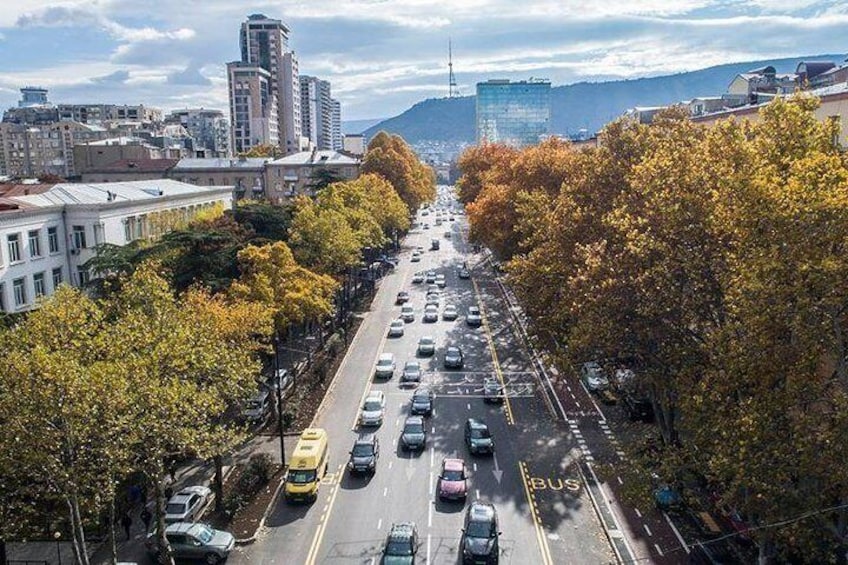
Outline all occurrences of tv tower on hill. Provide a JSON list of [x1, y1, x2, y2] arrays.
[[448, 39, 458, 97]]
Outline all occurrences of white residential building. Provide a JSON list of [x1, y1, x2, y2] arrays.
[[0, 179, 232, 312]]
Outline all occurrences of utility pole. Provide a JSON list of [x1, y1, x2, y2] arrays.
[[273, 334, 286, 467]]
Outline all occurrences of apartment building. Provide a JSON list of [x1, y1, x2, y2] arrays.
[[0, 180, 232, 312], [300, 76, 342, 151], [0, 121, 114, 178], [227, 62, 279, 154], [164, 109, 231, 158], [264, 149, 359, 201]]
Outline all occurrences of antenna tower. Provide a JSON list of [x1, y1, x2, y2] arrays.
[[448, 39, 458, 97]]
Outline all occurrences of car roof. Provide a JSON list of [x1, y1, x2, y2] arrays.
[[447, 346, 461, 353], [467, 418, 488, 429], [405, 415, 424, 424], [405, 360, 420, 367], [391, 319, 404, 325], [378, 353, 394, 361], [366, 390, 384, 401], [389, 522, 416, 539], [164, 522, 206, 534], [355, 434, 377, 445], [443, 458, 465, 471], [413, 388, 432, 397], [420, 336, 435, 342]]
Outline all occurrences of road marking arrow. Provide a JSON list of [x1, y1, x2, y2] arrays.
[[492, 452, 503, 484]]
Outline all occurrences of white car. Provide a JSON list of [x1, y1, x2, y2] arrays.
[[412, 272, 425, 284], [164, 486, 212, 524], [435, 275, 446, 288], [423, 304, 439, 323], [466, 306, 482, 327], [360, 390, 386, 426], [442, 304, 458, 321], [375, 353, 396, 379], [388, 319, 405, 337], [425, 271, 437, 284], [401, 304, 415, 322], [411, 251, 421, 263], [418, 336, 437, 356]]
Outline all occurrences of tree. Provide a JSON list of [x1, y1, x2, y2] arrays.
[[455, 143, 519, 204], [231, 200, 293, 243], [308, 167, 347, 193], [230, 241, 338, 334], [238, 144, 282, 158], [288, 196, 363, 275], [361, 131, 436, 212]]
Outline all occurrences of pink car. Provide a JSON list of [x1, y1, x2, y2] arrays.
[[438, 458, 468, 501]]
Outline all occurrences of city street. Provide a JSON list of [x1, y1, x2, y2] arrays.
[[231, 194, 616, 564]]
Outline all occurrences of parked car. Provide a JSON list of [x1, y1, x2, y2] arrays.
[[444, 346, 464, 369], [417, 336, 436, 356], [464, 418, 494, 455], [458, 268, 470, 280], [360, 390, 386, 426], [146, 522, 234, 564], [580, 361, 609, 392], [382, 522, 418, 564], [425, 294, 440, 308], [466, 306, 482, 327], [266, 368, 292, 395], [401, 416, 427, 451], [483, 378, 504, 404], [423, 304, 439, 323], [412, 272, 425, 284], [410, 387, 435, 416], [401, 305, 415, 322], [410, 252, 421, 263], [241, 389, 272, 425], [460, 502, 500, 564], [425, 271, 437, 284], [401, 361, 423, 384], [388, 319, 405, 338], [164, 486, 212, 524], [396, 291, 410, 304], [442, 304, 458, 321], [435, 274, 446, 288], [438, 458, 468, 501], [348, 434, 380, 474], [375, 353, 396, 379]]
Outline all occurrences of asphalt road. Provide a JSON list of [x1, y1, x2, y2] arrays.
[[232, 189, 615, 564]]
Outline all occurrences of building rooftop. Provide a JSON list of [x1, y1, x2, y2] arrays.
[[83, 136, 152, 147], [7, 179, 229, 208], [87, 159, 180, 174], [173, 157, 270, 170], [269, 150, 359, 166]]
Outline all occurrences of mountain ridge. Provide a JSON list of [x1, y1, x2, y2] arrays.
[[363, 54, 844, 145]]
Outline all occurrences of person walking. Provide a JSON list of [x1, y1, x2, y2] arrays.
[[120, 512, 132, 541], [140, 507, 152, 532]]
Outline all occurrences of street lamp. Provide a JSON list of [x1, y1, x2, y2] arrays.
[[53, 531, 61, 565], [272, 334, 286, 467]]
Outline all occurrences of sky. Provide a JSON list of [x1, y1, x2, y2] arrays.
[[0, 1, 847, 122]]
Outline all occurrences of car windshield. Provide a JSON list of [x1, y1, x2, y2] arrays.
[[189, 524, 215, 544], [386, 540, 413, 556], [404, 422, 424, 434], [466, 520, 493, 539], [364, 400, 382, 411], [443, 469, 464, 481], [469, 308, 480, 315], [470, 427, 491, 439], [352, 444, 374, 457], [421, 338, 434, 345], [287, 469, 317, 484], [378, 359, 392, 367], [165, 502, 186, 514], [448, 349, 460, 356], [406, 362, 420, 371]]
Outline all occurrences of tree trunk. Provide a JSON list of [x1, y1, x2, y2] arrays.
[[107, 495, 117, 565], [153, 477, 174, 565], [66, 493, 90, 565], [213, 455, 225, 512]]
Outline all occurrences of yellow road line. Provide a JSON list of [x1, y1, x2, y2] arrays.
[[305, 463, 344, 565], [472, 277, 515, 425], [520, 461, 554, 565]]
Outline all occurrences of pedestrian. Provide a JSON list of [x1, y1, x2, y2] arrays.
[[168, 460, 178, 483], [120, 512, 132, 541], [164, 485, 173, 501], [140, 507, 152, 532]]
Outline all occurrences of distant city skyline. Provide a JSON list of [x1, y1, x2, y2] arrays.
[[0, 1, 847, 121]]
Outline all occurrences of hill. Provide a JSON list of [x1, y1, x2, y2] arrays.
[[363, 54, 843, 144]]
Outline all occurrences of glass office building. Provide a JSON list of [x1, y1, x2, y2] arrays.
[[476, 79, 551, 147]]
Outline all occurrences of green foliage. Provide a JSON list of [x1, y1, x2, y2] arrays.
[[231, 201, 293, 243]]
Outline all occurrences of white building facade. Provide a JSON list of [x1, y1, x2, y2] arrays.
[[0, 180, 232, 312]]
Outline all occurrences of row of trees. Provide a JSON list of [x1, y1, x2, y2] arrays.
[[458, 96, 848, 562], [0, 132, 435, 564]]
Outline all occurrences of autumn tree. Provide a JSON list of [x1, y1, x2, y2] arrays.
[[288, 195, 363, 275], [361, 131, 436, 212], [455, 143, 519, 204]]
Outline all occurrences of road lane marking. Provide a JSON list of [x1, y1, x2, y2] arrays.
[[644, 524, 653, 536], [664, 511, 691, 554], [388, 461, 393, 470], [377, 518, 382, 530], [472, 277, 515, 425], [430, 447, 434, 467], [617, 476, 623, 485], [634, 508, 642, 518], [655, 543, 664, 556], [427, 533, 432, 565], [428, 503, 433, 527], [383, 487, 388, 497], [305, 463, 344, 565], [519, 461, 554, 565]]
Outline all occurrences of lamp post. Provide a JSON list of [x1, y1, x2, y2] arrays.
[[53, 531, 61, 565], [273, 334, 286, 467]]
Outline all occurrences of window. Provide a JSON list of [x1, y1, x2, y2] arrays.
[[33, 272, 45, 297], [7, 233, 22, 263], [28, 229, 42, 258], [93, 223, 104, 246], [48, 226, 59, 253], [0, 283, 5, 312], [72, 225, 87, 249], [77, 267, 90, 287], [124, 217, 134, 242], [52, 267, 63, 289], [13, 278, 26, 308]]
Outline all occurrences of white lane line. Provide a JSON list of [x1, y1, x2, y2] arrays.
[[635, 508, 642, 518], [570, 393, 576, 399], [654, 544, 664, 556], [467, 403, 471, 410], [428, 503, 433, 527], [427, 533, 432, 565], [664, 511, 691, 554], [377, 518, 382, 530], [383, 487, 388, 497], [388, 461, 393, 470], [644, 524, 653, 537], [430, 447, 435, 467], [575, 401, 581, 408], [617, 476, 623, 485], [473, 463, 477, 472], [475, 489, 480, 500]]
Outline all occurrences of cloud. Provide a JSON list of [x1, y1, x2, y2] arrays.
[[91, 70, 130, 84], [166, 64, 212, 86]]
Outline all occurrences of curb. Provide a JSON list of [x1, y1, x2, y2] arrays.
[[234, 470, 287, 546]]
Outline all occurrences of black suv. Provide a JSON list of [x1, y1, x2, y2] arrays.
[[410, 387, 434, 417], [401, 416, 427, 451], [464, 418, 494, 455], [461, 501, 500, 564], [348, 434, 380, 475]]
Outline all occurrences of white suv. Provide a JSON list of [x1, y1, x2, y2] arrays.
[[374, 353, 396, 379], [360, 390, 386, 426]]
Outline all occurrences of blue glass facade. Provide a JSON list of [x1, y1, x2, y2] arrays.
[[476, 79, 551, 147]]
